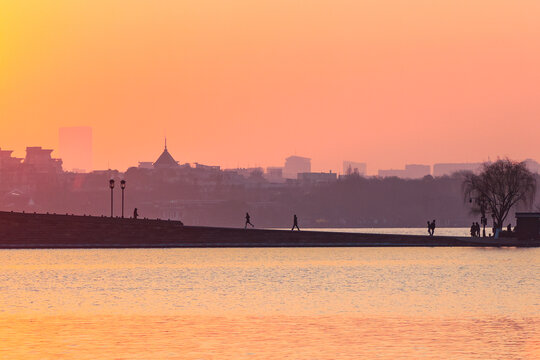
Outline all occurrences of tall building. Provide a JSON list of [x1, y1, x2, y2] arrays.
[[58, 127, 92, 173], [283, 156, 311, 179], [343, 161, 367, 176]]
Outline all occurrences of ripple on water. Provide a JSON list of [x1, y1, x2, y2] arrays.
[[0, 247, 538, 359]]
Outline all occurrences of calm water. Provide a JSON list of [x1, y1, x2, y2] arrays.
[[0, 247, 538, 359], [278, 227, 472, 236]]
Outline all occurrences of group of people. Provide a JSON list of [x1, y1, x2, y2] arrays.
[[427, 219, 436, 236], [470, 222, 483, 237], [471, 222, 514, 238], [245, 212, 300, 231], [470, 222, 482, 237]]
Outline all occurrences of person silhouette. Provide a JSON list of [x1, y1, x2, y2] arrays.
[[245, 212, 254, 229], [291, 214, 300, 231], [470, 222, 476, 237], [431, 219, 436, 236], [427, 220, 432, 236], [133, 208, 139, 219]]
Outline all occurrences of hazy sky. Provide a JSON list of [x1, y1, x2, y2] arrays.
[[1, 1, 539, 173]]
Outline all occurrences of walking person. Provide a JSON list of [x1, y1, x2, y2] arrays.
[[245, 212, 254, 229], [430, 219, 436, 236], [427, 220, 432, 236], [291, 214, 300, 231], [133, 208, 139, 219]]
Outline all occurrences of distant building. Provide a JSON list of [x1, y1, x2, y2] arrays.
[[284, 156, 311, 179], [265, 166, 284, 183], [195, 163, 221, 171], [433, 163, 482, 177], [138, 162, 154, 169], [24, 147, 63, 174], [524, 159, 540, 174], [378, 169, 404, 178], [378, 164, 430, 179], [153, 140, 179, 169], [343, 161, 366, 176], [298, 171, 337, 184], [0, 148, 23, 186], [232, 167, 265, 179], [403, 164, 431, 178], [0, 148, 22, 170], [58, 127, 92, 173]]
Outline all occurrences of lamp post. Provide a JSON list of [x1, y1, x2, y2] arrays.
[[120, 180, 126, 218], [109, 179, 115, 217]]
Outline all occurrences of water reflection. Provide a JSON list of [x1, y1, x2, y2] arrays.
[[1, 315, 538, 359], [0, 248, 538, 359]]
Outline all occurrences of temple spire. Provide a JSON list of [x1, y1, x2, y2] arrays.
[[154, 137, 178, 169]]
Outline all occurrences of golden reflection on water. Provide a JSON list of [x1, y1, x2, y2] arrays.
[[1, 315, 538, 359], [0, 248, 538, 359]]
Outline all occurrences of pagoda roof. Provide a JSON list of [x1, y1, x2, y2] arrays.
[[153, 147, 178, 168]]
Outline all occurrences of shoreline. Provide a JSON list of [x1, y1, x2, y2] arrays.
[[0, 211, 537, 249]]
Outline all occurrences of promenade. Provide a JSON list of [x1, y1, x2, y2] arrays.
[[0, 211, 535, 248]]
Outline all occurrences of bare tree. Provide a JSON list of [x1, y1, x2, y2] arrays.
[[462, 159, 536, 230]]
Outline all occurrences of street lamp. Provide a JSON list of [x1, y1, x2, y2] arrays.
[[120, 180, 126, 218], [109, 179, 115, 217]]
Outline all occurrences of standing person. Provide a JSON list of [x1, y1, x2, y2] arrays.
[[431, 219, 436, 236], [245, 212, 254, 229], [427, 220, 432, 236], [133, 208, 139, 219], [470, 222, 476, 237], [291, 214, 300, 231]]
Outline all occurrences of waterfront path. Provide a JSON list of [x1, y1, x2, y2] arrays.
[[0, 211, 537, 248]]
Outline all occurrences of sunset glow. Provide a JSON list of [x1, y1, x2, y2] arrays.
[[1, 1, 540, 173]]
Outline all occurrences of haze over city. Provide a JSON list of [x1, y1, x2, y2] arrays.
[[2, 2, 540, 359], [2, 1, 540, 173]]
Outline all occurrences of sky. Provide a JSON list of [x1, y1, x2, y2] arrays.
[[1, 1, 540, 174]]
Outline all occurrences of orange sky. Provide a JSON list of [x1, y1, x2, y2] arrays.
[[1, 1, 539, 173]]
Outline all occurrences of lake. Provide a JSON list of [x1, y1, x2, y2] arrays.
[[276, 227, 473, 236], [0, 247, 538, 359]]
